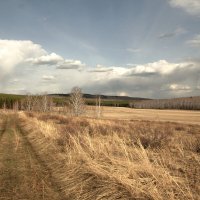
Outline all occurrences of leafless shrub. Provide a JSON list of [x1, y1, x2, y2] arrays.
[[182, 136, 200, 153], [128, 124, 174, 149], [25, 112, 35, 118], [175, 125, 186, 131], [195, 139, 200, 153]]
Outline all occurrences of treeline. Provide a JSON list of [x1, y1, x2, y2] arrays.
[[130, 96, 200, 110], [0, 94, 23, 109], [1, 93, 200, 111], [86, 99, 130, 107], [0, 93, 139, 109], [51, 96, 131, 107], [0, 94, 54, 112]]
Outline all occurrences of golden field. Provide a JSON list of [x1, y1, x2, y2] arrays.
[[0, 109, 199, 199], [86, 106, 200, 125]]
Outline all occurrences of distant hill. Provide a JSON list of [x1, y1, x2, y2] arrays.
[[49, 93, 150, 101]]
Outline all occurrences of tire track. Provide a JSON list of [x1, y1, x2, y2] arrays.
[[0, 114, 65, 200], [0, 116, 7, 142], [17, 122, 66, 200]]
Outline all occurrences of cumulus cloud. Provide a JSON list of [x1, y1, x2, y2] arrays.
[[0, 39, 82, 81], [0, 39, 85, 94], [0, 39, 199, 98], [83, 60, 200, 98], [27, 53, 63, 65], [125, 60, 191, 76], [0, 39, 45, 79], [56, 60, 85, 70], [187, 34, 200, 47], [169, 0, 200, 16]]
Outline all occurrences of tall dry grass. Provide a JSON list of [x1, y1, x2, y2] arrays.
[[18, 112, 200, 200]]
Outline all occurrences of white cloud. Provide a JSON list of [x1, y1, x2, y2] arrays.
[[0, 39, 83, 81], [0, 39, 86, 94], [169, 84, 191, 90], [83, 60, 200, 98], [0, 39, 45, 78], [89, 65, 114, 73], [27, 53, 63, 65], [0, 39, 199, 98], [187, 34, 200, 47], [42, 75, 56, 81], [88, 65, 130, 81], [169, 0, 200, 15], [56, 59, 86, 70], [124, 60, 196, 80], [125, 60, 190, 76]]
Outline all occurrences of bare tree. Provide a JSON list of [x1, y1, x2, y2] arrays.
[[25, 94, 33, 111], [21, 94, 54, 112], [3, 102, 6, 111], [13, 101, 19, 112], [96, 95, 102, 118], [41, 93, 53, 112], [69, 87, 85, 116]]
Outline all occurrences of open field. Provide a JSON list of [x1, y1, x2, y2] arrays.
[[96, 107, 200, 125], [0, 110, 199, 199]]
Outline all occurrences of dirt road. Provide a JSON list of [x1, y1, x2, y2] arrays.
[[0, 114, 63, 200]]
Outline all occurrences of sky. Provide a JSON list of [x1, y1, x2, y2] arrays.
[[0, 0, 200, 98]]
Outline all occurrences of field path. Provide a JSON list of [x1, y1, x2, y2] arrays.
[[0, 114, 64, 200]]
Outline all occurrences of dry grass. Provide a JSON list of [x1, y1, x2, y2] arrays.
[[18, 112, 200, 200]]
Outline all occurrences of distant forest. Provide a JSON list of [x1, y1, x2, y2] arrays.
[[131, 96, 200, 110], [0, 93, 200, 110]]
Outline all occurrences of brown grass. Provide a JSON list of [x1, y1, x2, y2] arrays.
[[18, 112, 200, 200]]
